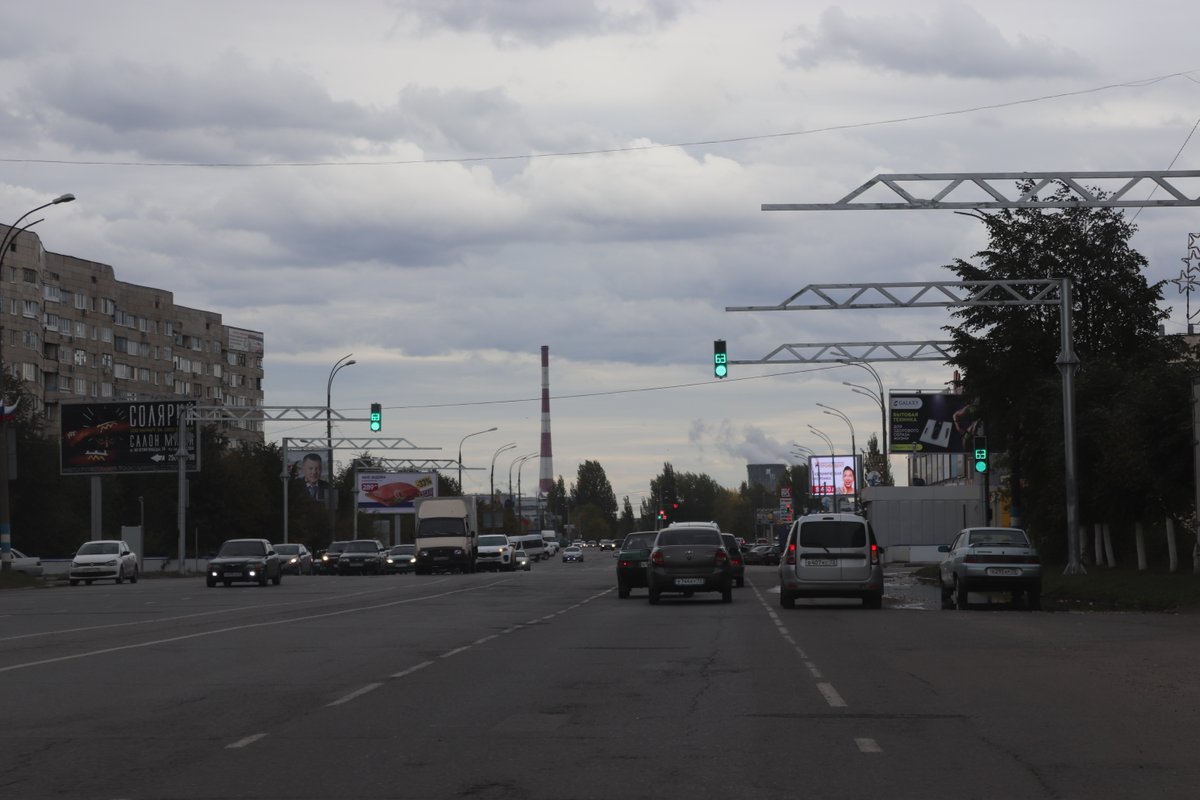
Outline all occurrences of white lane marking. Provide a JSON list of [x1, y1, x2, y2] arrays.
[[0, 582, 505, 674], [817, 683, 847, 708], [226, 733, 268, 749], [442, 646, 470, 658], [855, 738, 882, 754], [328, 682, 382, 707], [805, 661, 823, 679], [474, 634, 499, 645], [390, 660, 433, 679]]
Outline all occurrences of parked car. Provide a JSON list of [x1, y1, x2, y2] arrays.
[[778, 513, 883, 609], [721, 533, 746, 588], [314, 541, 349, 574], [384, 544, 418, 574], [514, 550, 532, 571], [938, 527, 1042, 610], [337, 539, 387, 574], [615, 531, 657, 598], [69, 539, 139, 585], [206, 538, 282, 587], [647, 525, 733, 604], [3, 547, 42, 576], [273, 543, 313, 575], [561, 546, 584, 563]]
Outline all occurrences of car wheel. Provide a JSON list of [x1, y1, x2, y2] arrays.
[[115, 567, 124, 585], [207, 578, 217, 588], [955, 578, 969, 610], [618, 582, 630, 599], [69, 579, 79, 586], [129, 568, 138, 584], [780, 588, 795, 609], [939, 579, 954, 609]]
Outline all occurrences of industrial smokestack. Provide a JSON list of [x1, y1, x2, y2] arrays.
[[539, 345, 554, 496]]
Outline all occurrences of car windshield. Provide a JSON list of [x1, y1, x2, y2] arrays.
[[218, 540, 266, 557], [656, 529, 721, 547], [798, 521, 867, 549], [77, 542, 120, 555], [274, 544, 299, 555], [478, 536, 508, 546], [345, 541, 378, 552], [621, 533, 656, 550], [328, 542, 348, 553], [968, 530, 1029, 547]]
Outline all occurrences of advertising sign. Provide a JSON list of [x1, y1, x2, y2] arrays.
[[286, 447, 334, 504], [356, 472, 437, 514], [60, 401, 198, 475], [888, 392, 979, 453], [808, 455, 859, 497]]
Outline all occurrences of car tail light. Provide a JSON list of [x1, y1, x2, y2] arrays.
[[731, 556, 742, 567], [870, 543, 881, 566], [715, 549, 728, 566], [650, 550, 665, 567], [785, 542, 796, 565]]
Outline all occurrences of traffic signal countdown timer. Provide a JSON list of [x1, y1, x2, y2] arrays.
[[973, 435, 988, 474], [370, 403, 382, 432], [713, 339, 728, 379]]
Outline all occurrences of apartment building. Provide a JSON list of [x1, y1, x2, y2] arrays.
[[1, 226, 264, 442]]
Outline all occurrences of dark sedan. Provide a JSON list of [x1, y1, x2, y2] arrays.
[[384, 544, 417, 574], [744, 544, 781, 566], [615, 531, 657, 598], [337, 539, 387, 574], [273, 543, 313, 575], [647, 526, 732, 604], [314, 541, 349, 574], [206, 538, 283, 587]]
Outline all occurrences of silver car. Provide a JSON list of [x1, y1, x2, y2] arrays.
[[778, 513, 884, 609], [938, 527, 1041, 610]]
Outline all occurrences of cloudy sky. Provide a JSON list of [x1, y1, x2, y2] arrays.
[[3, 1, 1199, 504]]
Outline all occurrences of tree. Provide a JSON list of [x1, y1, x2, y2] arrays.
[[570, 461, 617, 527], [945, 181, 1196, 557]]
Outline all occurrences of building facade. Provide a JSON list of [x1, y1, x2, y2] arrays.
[[2, 226, 264, 441]]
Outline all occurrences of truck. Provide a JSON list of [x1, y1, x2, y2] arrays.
[[413, 496, 479, 574]]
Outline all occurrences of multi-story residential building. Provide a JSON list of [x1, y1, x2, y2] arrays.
[[1, 226, 264, 442]]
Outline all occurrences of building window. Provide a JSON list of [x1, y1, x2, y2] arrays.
[[73, 349, 87, 366], [58, 375, 71, 392], [101, 327, 112, 343], [43, 285, 61, 302], [74, 321, 85, 337], [74, 377, 87, 395], [22, 268, 36, 283], [23, 300, 38, 318], [101, 353, 113, 369], [75, 293, 87, 310], [114, 363, 131, 379], [101, 382, 113, 398]]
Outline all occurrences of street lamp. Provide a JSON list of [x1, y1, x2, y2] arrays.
[[808, 425, 835, 508], [458, 427, 498, 491], [1, 193, 75, 573], [489, 443, 516, 532], [324, 354, 355, 537], [517, 453, 540, 529], [840, 359, 887, 464], [508, 452, 537, 502], [818, 403, 858, 508]]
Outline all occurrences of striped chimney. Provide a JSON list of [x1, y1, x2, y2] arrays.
[[539, 345, 554, 495]]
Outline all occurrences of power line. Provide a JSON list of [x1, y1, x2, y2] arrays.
[[2, 69, 1195, 170]]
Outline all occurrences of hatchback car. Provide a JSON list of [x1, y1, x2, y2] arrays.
[[69, 539, 139, 585], [273, 543, 313, 575], [615, 531, 656, 598], [647, 525, 733, 604], [384, 544, 418, 574], [207, 538, 282, 587], [337, 539, 387, 574], [561, 546, 584, 562], [778, 513, 883, 609], [938, 527, 1041, 610]]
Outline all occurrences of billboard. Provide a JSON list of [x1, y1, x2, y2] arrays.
[[889, 392, 979, 453], [60, 401, 198, 475], [356, 472, 437, 514], [286, 447, 333, 504], [809, 455, 858, 497]]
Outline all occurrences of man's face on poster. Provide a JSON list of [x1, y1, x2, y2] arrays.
[[302, 457, 322, 485]]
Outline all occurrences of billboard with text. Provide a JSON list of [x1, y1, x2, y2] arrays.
[[60, 401, 198, 475], [356, 472, 437, 514], [888, 392, 979, 453]]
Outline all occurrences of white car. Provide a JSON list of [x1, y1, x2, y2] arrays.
[[3, 547, 43, 576], [69, 539, 139, 585]]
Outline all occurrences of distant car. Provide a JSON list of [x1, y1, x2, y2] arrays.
[[598, 539, 615, 551], [338, 539, 387, 574], [3, 547, 43, 576], [314, 541, 349, 575], [562, 546, 584, 563], [743, 545, 780, 566], [514, 550, 532, 571], [69, 539, 139, 585], [273, 543, 313, 575], [207, 538, 282, 587], [721, 533, 745, 588], [779, 513, 883, 609], [938, 527, 1041, 610], [384, 544, 418, 574], [541, 538, 559, 557], [615, 531, 657, 598], [586, 540, 598, 548], [647, 525, 733, 604]]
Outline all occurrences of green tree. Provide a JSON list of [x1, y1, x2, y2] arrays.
[[571, 460, 617, 526], [945, 181, 1195, 556]]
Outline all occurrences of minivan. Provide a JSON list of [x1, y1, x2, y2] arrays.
[[778, 513, 883, 609]]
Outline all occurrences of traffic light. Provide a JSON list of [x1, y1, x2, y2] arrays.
[[972, 435, 988, 474], [713, 339, 728, 379], [369, 403, 382, 432]]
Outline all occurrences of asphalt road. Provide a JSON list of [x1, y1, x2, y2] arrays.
[[1, 557, 1197, 799]]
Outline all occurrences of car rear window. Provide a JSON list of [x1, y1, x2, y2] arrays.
[[622, 533, 656, 549], [656, 529, 721, 547], [968, 530, 1028, 547], [797, 521, 867, 549]]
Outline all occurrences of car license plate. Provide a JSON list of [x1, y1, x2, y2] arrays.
[[639, 561, 647, 568], [674, 578, 704, 586], [805, 558, 837, 567], [987, 567, 1021, 576]]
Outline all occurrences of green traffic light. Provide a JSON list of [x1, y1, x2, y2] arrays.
[[370, 403, 382, 432]]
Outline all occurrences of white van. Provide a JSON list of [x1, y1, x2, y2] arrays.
[[540, 531, 559, 557], [510, 533, 546, 562]]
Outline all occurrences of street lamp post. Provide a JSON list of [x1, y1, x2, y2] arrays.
[[1, 193, 75, 572], [517, 453, 539, 531], [324, 354, 355, 537], [808, 425, 835, 509], [489, 443, 516, 532], [840, 359, 887, 465], [818, 403, 858, 509], [458, 427, 498, 491]]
